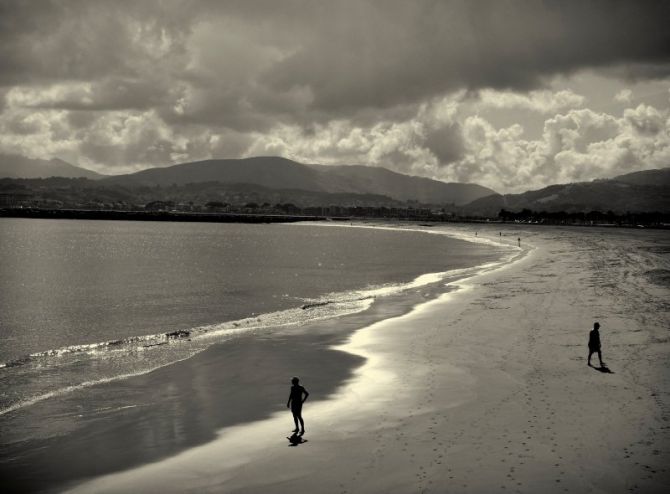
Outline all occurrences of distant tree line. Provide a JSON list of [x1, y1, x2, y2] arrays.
[[498, 208, 670, 226], [1, 177, 668, 227]]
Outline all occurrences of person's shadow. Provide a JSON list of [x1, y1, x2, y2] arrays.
[[287, 432, 308, 447], [591, 364, 614, 374]]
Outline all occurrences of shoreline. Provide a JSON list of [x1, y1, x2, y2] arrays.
[[2, 209, 668, 230], [68, 224, 669, 493]]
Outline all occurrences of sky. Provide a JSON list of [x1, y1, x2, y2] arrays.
[[0, 0, 669, 193]]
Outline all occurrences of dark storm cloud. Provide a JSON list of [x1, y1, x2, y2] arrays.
[[260, 0, 670, 114], [0, 0, 193, 86], [2, 0, 668, 121]]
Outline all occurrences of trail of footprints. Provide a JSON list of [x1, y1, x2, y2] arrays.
[[341, 233, 669, 493], [417, 311, 580, 491]]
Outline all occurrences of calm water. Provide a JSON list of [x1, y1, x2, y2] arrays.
[[0, 218, 504, 415]]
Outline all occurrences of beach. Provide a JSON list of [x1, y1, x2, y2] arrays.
[[60, 223, 669, 494]]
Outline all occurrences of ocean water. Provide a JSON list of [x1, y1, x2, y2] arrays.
[[0, 218, 505, 416]]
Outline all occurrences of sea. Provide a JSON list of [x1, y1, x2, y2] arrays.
[[0, 218, 507, 418]]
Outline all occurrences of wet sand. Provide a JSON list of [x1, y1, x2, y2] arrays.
[[66, 224, 670, 494]]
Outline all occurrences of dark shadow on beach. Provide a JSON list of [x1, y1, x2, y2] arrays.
[[591, 364, 614, 374], [287, 432, 308, 447]]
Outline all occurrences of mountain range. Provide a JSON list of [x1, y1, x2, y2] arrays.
[[0, 154, 668, 213], [0, 155, 495, 206], [465, 168, 670, 216], [100, 157, 494, 206], [0, 154, 103, 180]]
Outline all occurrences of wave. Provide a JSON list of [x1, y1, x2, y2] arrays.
[[0, 354, 201, 416], [0, 293, 377, 416], [0, 262, 491, 372]]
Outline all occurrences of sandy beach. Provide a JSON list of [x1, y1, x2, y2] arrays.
[[59, 223, 669, 494]]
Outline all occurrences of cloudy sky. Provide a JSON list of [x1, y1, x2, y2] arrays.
[[1, 0, 669, 192]]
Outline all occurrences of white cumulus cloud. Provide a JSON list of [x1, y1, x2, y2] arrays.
[[477, 89, 586, 113], [614, 88, 633, 103]]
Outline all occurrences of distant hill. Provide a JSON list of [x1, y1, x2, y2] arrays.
[[5, 153, 666, 214], [611, 167, 670, 187], [103, 156, 496, 206], [307, 164, 494, 206], [103, 156, 323, 190], [0, 177, 408, 209], [105, 157, 494, 204], [463, 167, 670, 216], [0, 154, 494, 208], [0, 154, 103, 179]]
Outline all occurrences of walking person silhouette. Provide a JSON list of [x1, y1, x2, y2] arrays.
[[587, 322, 604, 367], [287, 377, 309, 435]]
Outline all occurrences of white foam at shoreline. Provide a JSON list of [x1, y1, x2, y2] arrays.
[[0, 353, 204, 416], [296, 220, 521, 250]]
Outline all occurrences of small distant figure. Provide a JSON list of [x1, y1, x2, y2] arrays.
[[287, 376, 309, 434], [587, 322, 604, 367], [475, 232, 478, 236], [517, 237, 521, 247], [499, 232, 502, 237]]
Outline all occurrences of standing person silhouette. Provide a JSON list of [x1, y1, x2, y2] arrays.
[[287, 377, 309, 434], [587, 322, 604, 367]]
